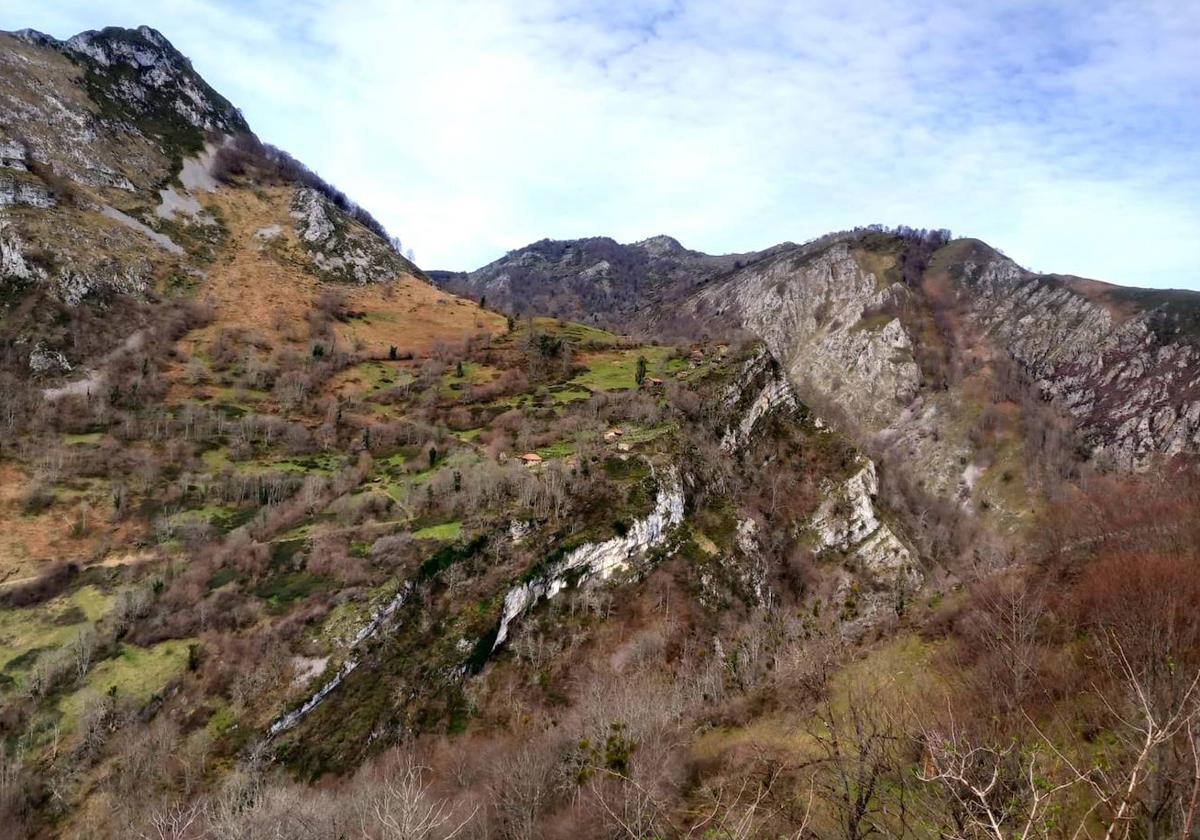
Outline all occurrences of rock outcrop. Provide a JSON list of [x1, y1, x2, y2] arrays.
[[491, 469, 685, 650], [268, 584, 413, 737], [291, 188, 411, 284], [952, 246, 1200, 467], [693, 240, 921, 434], [810, 459, 922, 635]]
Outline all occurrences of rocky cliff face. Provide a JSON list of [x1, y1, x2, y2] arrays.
[[291, 188, 413, 285], [719, 345, 920, 633], [948, 241, 1200, 467], [491, 469, 685, 651], [692, 240, 922, 434]]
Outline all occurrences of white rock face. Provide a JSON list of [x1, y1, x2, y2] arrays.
[[692, 243, 921, 433], [0, 174, 55, 208], [0, 220, 44, 282], [267, 583, 412, 737], [177, 143, 222, 193], [292, 187, 337, 245], [290, 187, 407, 284], [62, 26, 246, 135], [720, 350, 796, 448], [492, 470, 684, 650], [154, 186, 203, 220], [268, 659, 358, 737], [810, 460, 922, 634], [0, 138, 28, 170], [100, 205, 183, 254], [28, 343, 72, 376]]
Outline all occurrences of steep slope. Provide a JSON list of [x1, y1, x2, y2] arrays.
[[0, 26, 423, 381], [680, 231, 1200, 486]]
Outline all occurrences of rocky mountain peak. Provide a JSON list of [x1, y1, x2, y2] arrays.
[[635, 234, 686, 256], [38, 25, 248, 164]]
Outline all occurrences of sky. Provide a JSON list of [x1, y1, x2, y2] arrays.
[[3, 1, 1199, 288]]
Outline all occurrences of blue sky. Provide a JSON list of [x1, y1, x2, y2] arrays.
[[3, 1, 1199, 288]]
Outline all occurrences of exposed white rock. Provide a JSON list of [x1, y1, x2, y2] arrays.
[[292, 187, 337, 245], [0, 220, 45, 282], [55, 267, 150, 307], [960, 254, 1200, 468], [28, 343, 72, 376], [580, 259, 612, 281], [99, 205, 184, 254], [810, 459, 922, 634], [267, 583, 412, 737], [0, 174, 55, 207], [509, 519, 533, 543], [268, 658, 357, 737], [290, 187, 406, 284], [178, 143, 222, 193], [154, 186, 203, 219], [492, 469, 684, 650], [0, 137, 29, 169], [722, 370, 797, 450], [692, 243, 922, 434]]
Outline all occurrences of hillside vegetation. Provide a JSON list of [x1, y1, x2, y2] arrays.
[[1, 25, 1198, 840]]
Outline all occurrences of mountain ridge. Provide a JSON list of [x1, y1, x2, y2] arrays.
[[441, 227, 1200, 510]]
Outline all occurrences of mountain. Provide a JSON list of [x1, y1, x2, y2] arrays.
[[3, 25, 1199, 840], [431, 234, 786, 327], [0, 25, 423, 381], [443, 228, 1200, 525]]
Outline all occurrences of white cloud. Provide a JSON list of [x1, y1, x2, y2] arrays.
[[3, 0, 1198, 287]]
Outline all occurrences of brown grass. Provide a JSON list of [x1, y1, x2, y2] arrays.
[[0, 463, 131, 583], [188, 186, 503, 356]]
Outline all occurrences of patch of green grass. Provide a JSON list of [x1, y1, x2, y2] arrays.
[[212, 386, 268, 407], [571, 347, 678, 391], [621, 423, 677, 445], [0, 586, 113, 677], [527, 318, 622, 347], [455, 427, 484, 442], [58, 639, 194, 729], [255, 572, 331, 608], [169, 504, 260, 534], [549, 385, 592, 405], [63, 432, 103, 445], [440, 362, 500, 398], [347, 361, 414, 393], [201, 447, 231, 471], [412, 521, 463, 541], [536, 440, 576, 459], [256, 453, 345, 474], [202, 447, 345, 476]]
